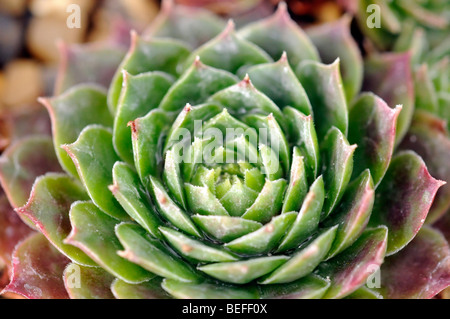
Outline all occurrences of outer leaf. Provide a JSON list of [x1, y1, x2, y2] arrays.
[[65, 202, 153, 284], [159, 58, 238, 112], [112, 277, 171, 299], [307, 15, 363, 103], [2, 233, 70, 299], [260, 274, 330, 299], [108, 33, 190, 113], [116, 223, 201, 283], [398, 111, 450, 223], [63, 125, 128, 220], [198, 256, 289, 284], [143, 0, 226, 48], [16, 173, 94, 266], [321, 127, 356, 219], [246, 53, 312, 115], [110, 162, 163, 239], [238, 2, 319, 67], [319, 226, 388, 299], [363, 53, 414, 145], [369, 151, 445, 255], [0, 136, 61, 227], [296, 59, 348, 140], [63, 264, 115, 299], [39, 85, 114, 177], [184, 20, 272, 76], [114, 71, 173, 164], [162, 279, 259, 299], [348, 93, 401, 186], [378, 226, 450, 299]]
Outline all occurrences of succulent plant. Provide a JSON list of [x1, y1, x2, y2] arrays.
[[0, 1, 449, 299]]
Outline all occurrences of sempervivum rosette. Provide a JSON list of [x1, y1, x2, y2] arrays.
[[0, 1, 448, 299]]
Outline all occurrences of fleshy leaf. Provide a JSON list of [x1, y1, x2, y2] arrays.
[[198, 256, 289, 284], [144, 0, 226, 49], [345, 286, 383, 299], [114, 71, 173, 164], [16, 173, 94, 266], [238, 2, 319, 67], [184, 20, 272, 76], [116, 222, 201, 283], [110, 162, 163, 239], [225, 212, 297, 255], [398, 111, 450, 223], [191, 215, 262, 243], [149, 177, 201, 238], [260, 226, 338, 284], [3, 233, 70, 299], [283, 107, 319, 181], [323, 170, 375, 259], [348, 93, 401, 186], [296, 59, 348, 140], [65, 202, 153, 284], [363, 53, 414, 145], [306, 15, 363, 103], [378, 226, 450, 299], [112, 277, 171, 299], [184, 183, 229, 216], [0, 136, 62, 228], [277, 176, 324, 252], [260, 274, 330, 299], [39, 84, 114, 177], [159, 226, 238, 262], [63, 125, 128, 220], [163, 149, 187, 209], [130, 109, 170, 183], [321, 127, 356, 219], [281, 147, 308, 214], [159, 58, 238, 112], [63, 263, 115, 299], [108, 33, 191, 113], [246, 53, 312, 115], [369, 151, 445, 255], [55, 41, 126, 95], [162, 279, 259, 299], [319, 226, 388, 299]]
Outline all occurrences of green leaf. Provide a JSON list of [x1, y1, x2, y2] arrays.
[[16, 173, 94, 266], [260, 226, 338, 284], [238, 2, 319, 68], [191, 215, 262, 243], [225, 212, 297, 255], [184, 20, 272, 76], [259, 274, 330, 299], [283, 107, 319, 181], [296, 59, 348, 140], [63, 264, 115, 299], [323, 170, 375, 259], [163, 149, 187, 209], [116, 222, 201, 283], [149, 176, 201, 238], [114, 71, 173, 164], [108, 34, 190, 113], [199, 256, 289, 284], [241, 178, 287, 223], [110, 162, 163, 239], [246, 53, 312, 115], [162, 279, 259, 299], [112, 277, 171, 299], [185, 183, 229, 216], [219, 179, 259, 217], [159, 58, 238, 112], [321, 127, 356, 219], [39, 84, 113, 177], [159, 226, 238, 262], [65, 202, 153, 284], [281, 147, 308, 213], [63, 125, 128, 220], [277, 176, 324, 252]]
